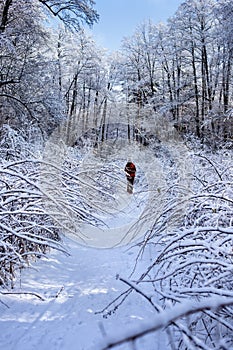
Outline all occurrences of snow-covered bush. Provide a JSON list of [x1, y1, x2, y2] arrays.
[[0, 127, 63, 288], [101, 148, 233, 349]]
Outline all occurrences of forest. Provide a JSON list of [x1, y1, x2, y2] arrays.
[[0, 0, 233, 349]]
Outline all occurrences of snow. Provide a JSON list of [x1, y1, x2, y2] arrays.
[[78, 171, 149, 248], [0, 122, 188, 350], [1, 123, 232, 350], [0, 237, 158, 350], [99, 295, 233, 350]]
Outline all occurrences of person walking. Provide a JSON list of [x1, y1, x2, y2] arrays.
[[124, 160, 136, 193]]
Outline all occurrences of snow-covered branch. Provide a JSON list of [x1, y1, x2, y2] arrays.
[[101, 151, 233, 349], [100, 297, 233, 350]]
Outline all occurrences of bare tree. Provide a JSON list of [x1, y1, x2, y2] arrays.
[[38, 0, 99, 31]]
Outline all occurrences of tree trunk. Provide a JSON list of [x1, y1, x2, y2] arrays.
[[100, 98, 107, 143], [0, 0, 12, 33], [223, 49, 232, 113], [191, 44, 200, 138]]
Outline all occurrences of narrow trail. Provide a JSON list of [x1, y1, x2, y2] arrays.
[[0, 238, 155, 350], [0, 120, 193, 350], [41, 118, 193, 248]]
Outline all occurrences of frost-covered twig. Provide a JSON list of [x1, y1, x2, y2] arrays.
[[118, 276, 161, 312], [100, 297, 233, 350], [0, 291, 46, 301]]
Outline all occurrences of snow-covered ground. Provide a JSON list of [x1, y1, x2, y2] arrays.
[[0, 236, 162, 350], [4, 117, 231, 350], [0, 122, 195, 350]]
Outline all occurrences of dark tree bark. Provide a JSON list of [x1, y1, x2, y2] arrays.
[[0, 0, 13, 33]]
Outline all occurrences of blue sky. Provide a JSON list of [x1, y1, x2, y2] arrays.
[[90, 0, 184, 51]]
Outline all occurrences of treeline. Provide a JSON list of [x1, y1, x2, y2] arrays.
[[120, 0, 233, 145], [0, 0, 232, 147]]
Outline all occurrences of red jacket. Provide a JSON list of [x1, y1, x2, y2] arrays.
[[125, 162, 136, 177]]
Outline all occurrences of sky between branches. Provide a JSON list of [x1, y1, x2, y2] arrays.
[[89, 0, 184, 51]]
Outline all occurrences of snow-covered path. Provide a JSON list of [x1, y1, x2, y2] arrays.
[[0, 121, 194, 350], [0, 238, 157, 350]]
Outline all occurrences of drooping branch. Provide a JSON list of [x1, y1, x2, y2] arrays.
[[0, 94, 45, 137], [0, 291, 46, 301], [101, 297, 233, 350], [0, 80, 17, 88], [38, 0, 99, 31]]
